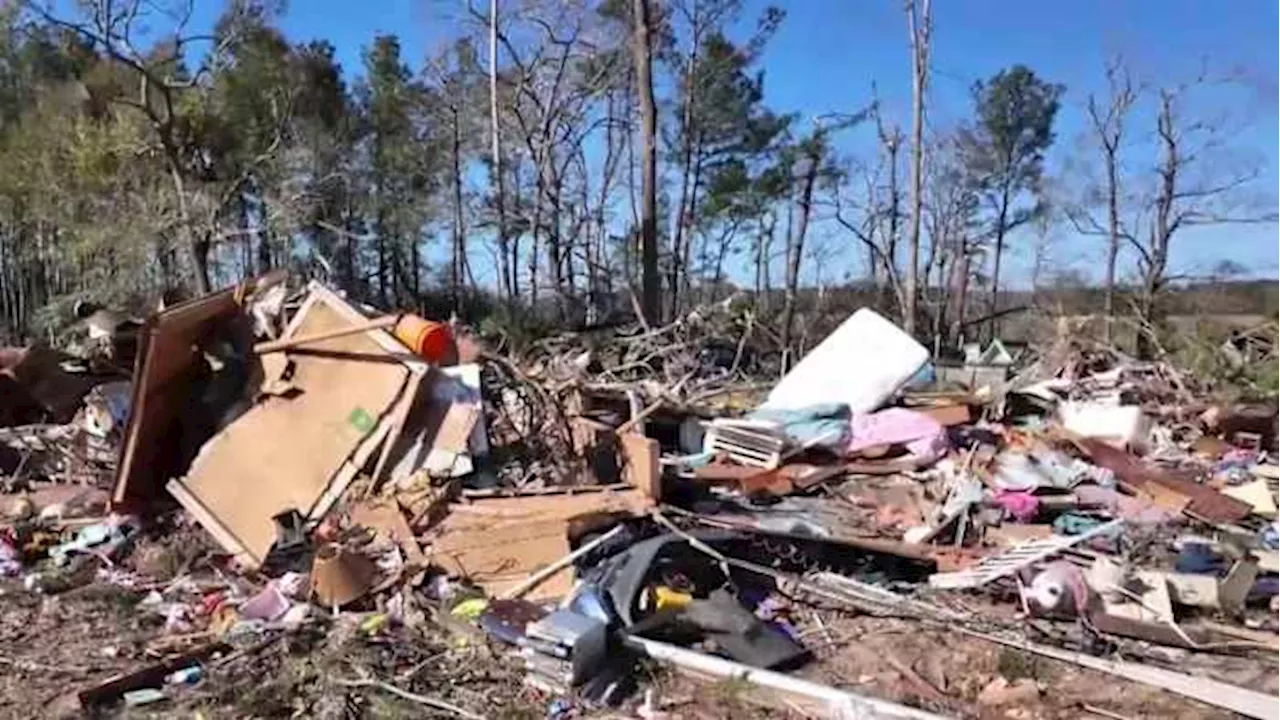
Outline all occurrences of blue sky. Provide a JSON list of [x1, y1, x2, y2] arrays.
[[195, 0, 1279, 287]]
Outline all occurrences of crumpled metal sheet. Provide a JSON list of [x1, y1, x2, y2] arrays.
[[0, 423, 117, 485], [1079, 438, 1252, 524]]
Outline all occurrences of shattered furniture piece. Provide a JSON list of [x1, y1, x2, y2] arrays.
[[703, 419, 785, 469], [113, 271, 287, 507], [168, 281, 427, 566]]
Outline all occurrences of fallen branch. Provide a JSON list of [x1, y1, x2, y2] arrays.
[[333, 677, 483, 719], [501, 523, 627, 600], [615, 371, 695, 435]]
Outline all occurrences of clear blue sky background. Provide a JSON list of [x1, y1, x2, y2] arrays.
[[193, 0, 1279, 287]]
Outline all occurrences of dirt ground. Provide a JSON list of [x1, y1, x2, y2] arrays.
[[3, 576, 1274, 720], [801, 615, 1262, 720]]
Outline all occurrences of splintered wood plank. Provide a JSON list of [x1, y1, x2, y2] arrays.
[[621, 432, 662, 501]]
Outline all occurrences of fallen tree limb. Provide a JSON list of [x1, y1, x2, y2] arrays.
[[333, 677, 483, 719]]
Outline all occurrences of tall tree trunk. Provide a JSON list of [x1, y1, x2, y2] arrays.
[[883, 133, 901, 314], [489, 0, 512, 301], [781, 148, 821, 365], [167, 156, 211, 294], [451, 107, 467, 312], [343, 202, 357, 296], [509, 160, 523, 299], [988, 192, 1010, 340], [954, 246, 971, 344], [528, 159, 544, 306], [904, 0, 931, 337], [753, 216, 768, 307], [1103, 153, 1120, 344], [681, 147, 705, 310], [668, 39, 701, 322], [375, 206, 389, 307], [545, 158, 565, 307], [631, 0, 661, 325]]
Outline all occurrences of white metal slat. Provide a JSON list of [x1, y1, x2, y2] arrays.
[[929, 520, 1123, 590]]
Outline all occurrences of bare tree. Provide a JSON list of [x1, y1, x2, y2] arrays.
[[631, 0, 661, 324], [1066, 56, 1136, 343], [487, 0, 513, 300], [903, 0, 931, 337], [780, 133, 824, 363], [831, 103, 906, 318], [1129, 81, 1277, 357], [921, 131, 977, 346]]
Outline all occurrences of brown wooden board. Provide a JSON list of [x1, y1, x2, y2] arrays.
[[427, 490, 650, 601], [621, 432, 662, 500], [430, 516, 576, 601], [169, 292, 410, 566], [112, 271, 286, 507], [1079, 438, 1251, 524]]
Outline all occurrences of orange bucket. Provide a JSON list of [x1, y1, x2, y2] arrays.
[[392, 314, 456, 364]]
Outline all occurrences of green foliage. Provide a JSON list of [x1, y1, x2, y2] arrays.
[[961, 65, 1064, 229]]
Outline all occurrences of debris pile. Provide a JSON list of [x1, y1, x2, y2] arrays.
[[1, 274, 1277, 719]]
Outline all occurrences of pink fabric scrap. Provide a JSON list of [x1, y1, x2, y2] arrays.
[[994, 490, 1040, 522], [847, 408, 948, 462]]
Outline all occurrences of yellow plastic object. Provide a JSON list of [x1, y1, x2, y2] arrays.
[[652, 586, 693, 611], [361, 613, 389, 635], [450, 597, 489, 621]]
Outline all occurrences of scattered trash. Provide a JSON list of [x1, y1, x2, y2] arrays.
[[1, 288, 1276, 718]]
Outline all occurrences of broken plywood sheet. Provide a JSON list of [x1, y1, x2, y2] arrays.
[[1222, 478, 1278, 518], [1167, 556, 1254, 609], [350, 500, 426, 567], [1079, 438, 1251, 523], [1103, 570, 1175, 623], [621, 432, 661, 500], [428, 490, 651, 601], [441, 489, 652, 525], [169, 292, 413, 566], [431, 517, 575, 601], [114, 271, 287, 506]]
